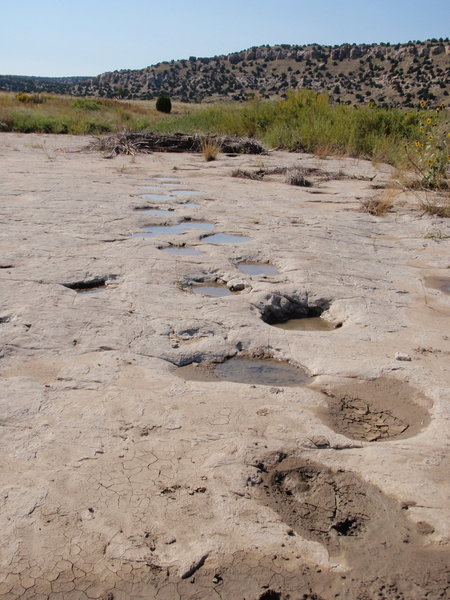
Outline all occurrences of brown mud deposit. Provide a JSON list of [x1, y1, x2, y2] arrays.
[[274, 317, 337, 331], [318, 378, 430, 441], [254, 457, 450, 600]]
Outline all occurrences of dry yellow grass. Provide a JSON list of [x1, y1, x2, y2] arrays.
[[200, 137, 221, 161], [360, 193, 394, 216]]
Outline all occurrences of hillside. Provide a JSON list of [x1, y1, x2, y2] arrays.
[[0, 75, 91, 95], [1, 40, 449, 107]]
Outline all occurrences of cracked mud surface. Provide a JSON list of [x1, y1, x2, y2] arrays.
[[0, 134, 449, 599], [318, 377, 430, 441]]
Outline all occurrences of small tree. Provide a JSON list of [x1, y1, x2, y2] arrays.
[[156, 95, 172, 113]]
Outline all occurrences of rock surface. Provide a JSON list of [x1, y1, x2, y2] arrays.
[[0, 133, 449, 599]]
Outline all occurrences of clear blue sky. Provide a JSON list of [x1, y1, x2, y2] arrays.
[[1, 0, 448, 77]]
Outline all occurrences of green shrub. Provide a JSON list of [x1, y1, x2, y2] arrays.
[[156, 95, 172, 114], [71, 98, 101, 111]]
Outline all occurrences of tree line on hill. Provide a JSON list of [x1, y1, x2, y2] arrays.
[[1, 40, 449, 108]]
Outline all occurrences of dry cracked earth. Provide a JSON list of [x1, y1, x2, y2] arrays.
[[0, 133, 449, 600]]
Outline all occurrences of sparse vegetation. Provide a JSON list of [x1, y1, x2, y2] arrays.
[[285, 167, 312, 187], [418, 195, 450, 217], [1, 89, 448, 184], [424, 229, 450, 239], [360, 196, 394, 216], [232, 168, 265, 181], [200, 137, 221, 161]]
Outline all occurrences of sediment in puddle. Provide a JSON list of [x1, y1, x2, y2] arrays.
[[317, 377, 430, 441], [274, 317, 337, 331], [177, 357, 311, 387], [191, 284, 235, 297]]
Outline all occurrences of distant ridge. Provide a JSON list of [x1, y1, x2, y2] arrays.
[[1, 40, 449, 107], [0, 75, 91, 95]]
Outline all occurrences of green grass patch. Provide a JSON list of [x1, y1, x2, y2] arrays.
[[0, 89, 447, 172]]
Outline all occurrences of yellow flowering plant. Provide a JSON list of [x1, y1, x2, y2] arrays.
[[410, 102, 449, 189]]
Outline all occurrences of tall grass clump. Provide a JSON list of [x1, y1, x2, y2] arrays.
[[200, 137, 221, 161]]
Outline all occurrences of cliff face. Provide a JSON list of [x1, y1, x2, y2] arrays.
[[2, 40, 449, 107]]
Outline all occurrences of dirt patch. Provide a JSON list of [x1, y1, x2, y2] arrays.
[[255, 457, 380, 551], [318, 377, 430, 441], [252, 456, 450, 599]]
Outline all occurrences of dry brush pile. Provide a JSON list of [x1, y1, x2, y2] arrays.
[[92, 130, 266, 157]]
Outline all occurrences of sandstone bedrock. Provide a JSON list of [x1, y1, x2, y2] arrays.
[[0, 133, 449, 600]]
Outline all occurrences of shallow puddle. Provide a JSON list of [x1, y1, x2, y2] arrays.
[[139, 208, 174, 215], [161, 247, 204, 255], [237, 263, 279, 275], [181, 203, 200, 208], [170, 190, 201, 196], [132, 222, 214, 238], [136, 186, 164, 192], [203, 233, 253, 245], [424, 276, 450, 294], [139, 194, 172, 201], [191, 285, 233, 297], [177, 358, 310, 387], [274, 317, 336, 331]]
